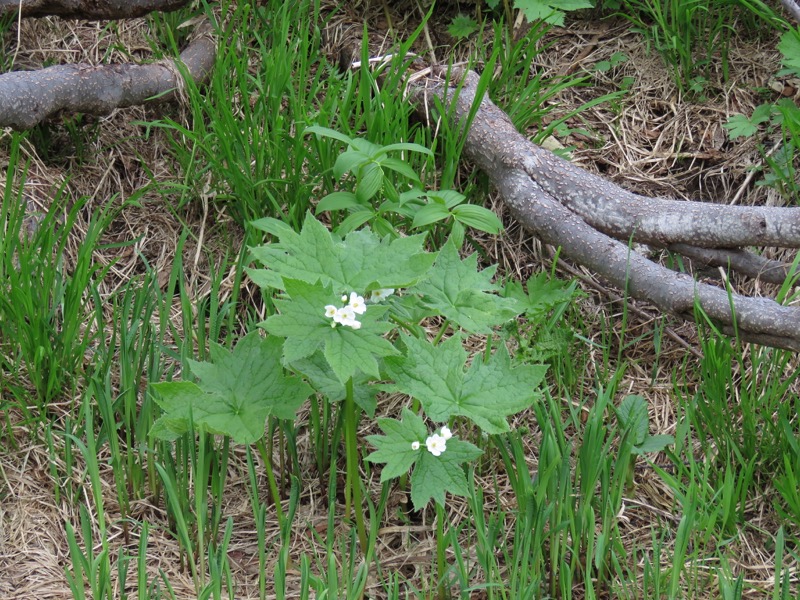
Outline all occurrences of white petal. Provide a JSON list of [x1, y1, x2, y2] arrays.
[[441, 426, 452, 440], [426, 434, 446, 456], [348, 292, 367, 314]]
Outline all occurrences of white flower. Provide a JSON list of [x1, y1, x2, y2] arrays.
[[348, 292, 367, 315], [341, 294, 348, 303], [333, 305, 361, 328], [325, 298, 363, 329], [426, 433, 447, 457], [411, 441, 420, 450], [440, 426, 452, 440], [368, 288, 395, 303]]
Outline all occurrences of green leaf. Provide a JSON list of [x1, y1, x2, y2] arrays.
[[356, 162, 384, 203], [412, 202, 452, 228], [594, 60, 612, 73], [335, 209, 375, 235], [250, 216, 341, 286], [723, 115, 759, 140], [150, 334, 313, 444], [634, 434, 674, 454], [190, 333, 311, 420], [365, 408, 429, 481], [410, 240, 521, 333], [315, 191, 361, 214], [250, 216, 297, 239], [150, 381, 216, 441], [292, 352, 378, 415], [503, 274, 578, 318], [263, 279, 398, 384], [616, 394, 649, 446], [334, 150, 369, 179], [365, 408, 483, 509], [245, 267, 283, 290], [778, 30, 800, 76], [426, 189, 465, 209], [515, 0, 591, 25], [350, 138, 384, 157], [723, 104, 773, 140], [260, 279, 336, 362], [250, 214, 435, 292], [410, 439, 482, 509], [448, 14, 480, 39], [377, 142, 434, 157], [305, 125, 354, 146], [384, 335, 546, 434], [337, 229, 436, 291], [380, 156, 421, 182], [399, 187, 426, 205], [451, 204, 503, 234]]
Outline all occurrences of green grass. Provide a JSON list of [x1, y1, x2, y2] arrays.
[[610, 0, 787, 92], [0, 137, 116, 411], [1, 1, 799, 599]]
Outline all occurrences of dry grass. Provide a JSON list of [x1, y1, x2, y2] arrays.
[[1, 3, 799, 599]]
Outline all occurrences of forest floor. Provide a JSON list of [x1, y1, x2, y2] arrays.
[[1, 1, 798, 598]]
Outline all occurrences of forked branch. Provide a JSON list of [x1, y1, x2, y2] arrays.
[[408, 69, 800, 351]]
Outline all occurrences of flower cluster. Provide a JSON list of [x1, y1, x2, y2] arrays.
[[324, 292, 366, 329], [323, 288, 394, 330], [412, 425, 453, 457]]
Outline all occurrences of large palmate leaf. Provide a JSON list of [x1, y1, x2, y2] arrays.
[[410, 241, 521, 333], [366, 408, 483, 509], [262, 278, 398, 384], [151, 333, 312, 444], [248, 213, 435, 293], [384, 335, 547, 434]]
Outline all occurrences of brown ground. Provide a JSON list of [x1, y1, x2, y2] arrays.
[[1, 1, 798, 599]]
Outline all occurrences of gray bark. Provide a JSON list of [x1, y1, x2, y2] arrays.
[[666, 244, 794, 285], [408, 69, 800, 351], [0, 0, 189, 19], [781, 0, 800, 23], [0, 19, 215, 129]]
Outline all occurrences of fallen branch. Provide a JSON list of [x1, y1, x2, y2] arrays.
[[408, 69, 800, 351], [0, 18, 215, 129], [666, 244, 795, 285], [0, 0, 189, 19]]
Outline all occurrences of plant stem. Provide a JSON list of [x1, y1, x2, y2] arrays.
[[255, 438, 284, 525], [432, 319, 450, 346], [344, 377, 368, 552], [436, 502, 447, 599]]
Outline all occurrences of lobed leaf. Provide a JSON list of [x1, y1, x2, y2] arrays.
[[384, 335, 546, 434], [410, 240, 521, 333]]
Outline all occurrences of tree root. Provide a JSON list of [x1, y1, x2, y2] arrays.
[[408, 68, 800, 351], [0, 17, 215, 129]]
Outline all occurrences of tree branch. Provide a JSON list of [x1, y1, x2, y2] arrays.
[[666, 244, 797, 286], [780, 0, 800, 24], [0, 18, 215, 129], [0, 0, 189, 19], [407, 69, 800, 351]]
